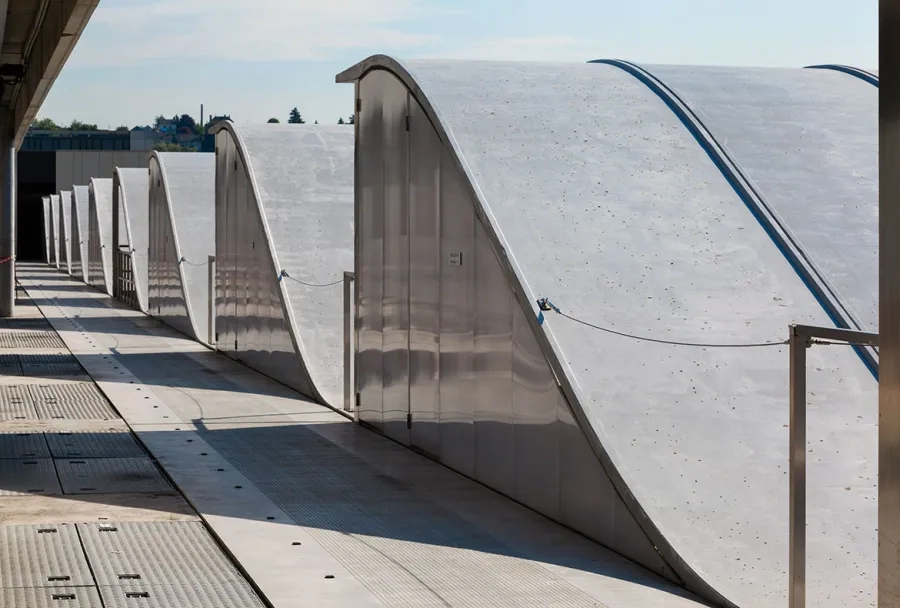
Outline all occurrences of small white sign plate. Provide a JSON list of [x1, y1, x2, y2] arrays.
[[448, 252, 462, 267]]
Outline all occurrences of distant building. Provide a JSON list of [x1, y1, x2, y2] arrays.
[[21, 129, 130, 151], [155, 118, 177, 135]]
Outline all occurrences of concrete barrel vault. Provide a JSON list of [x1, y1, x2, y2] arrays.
[[337, 56, 877, 608], [148, 151, 216, 343]]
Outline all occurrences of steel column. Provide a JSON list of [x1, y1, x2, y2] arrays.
[[344, 271, 355, 411], [789, 325, 808, 608], [881, 0, 900, 603], [0, 143, 15, 317], [208, 255, 216, 347]]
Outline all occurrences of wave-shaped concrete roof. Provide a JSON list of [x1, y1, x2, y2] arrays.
[[338, 56, 877, 607]]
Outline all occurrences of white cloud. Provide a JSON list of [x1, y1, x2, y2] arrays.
[[430, 36, 598, 63], [69, 0, 443, 67]]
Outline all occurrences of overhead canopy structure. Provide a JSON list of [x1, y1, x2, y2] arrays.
[[804, 64, 879, 86], [147, 152, 216, 343], [48, 193, 59, 268], [57, 189, 72, 274], [70, 185, 89, 281], [0, 0, 100, 316], [112, 167, 150, 312], [210, 123, 354, 406], [41, 195, 50, 263], [87, 177, 112, 295], [337, 56, 877, 608]]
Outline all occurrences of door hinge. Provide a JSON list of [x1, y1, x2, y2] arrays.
[[233, 159, 237, 170], [234, 339, 238, 350], [355, 392, 360, 408], [405, 115, 410, 131], [406, 412, 412, 429], [356, 98, 361, 113], [215, 332, 219, 342]]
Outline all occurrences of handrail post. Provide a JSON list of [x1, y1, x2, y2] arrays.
[[789, 324, 808, 608], [208, 255, 216, 348], [343, 271, 355, 412]]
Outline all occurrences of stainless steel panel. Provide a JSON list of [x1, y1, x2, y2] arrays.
[[882, 7, 900, 604], [473, 221, 514, 496], [511, 302, 559, 519], [438, 146, 475, 478], [357, 72, 386, 427], [408, 96, 441, 457], [380, 80, 410, 445], [55, 152, 74, 196]]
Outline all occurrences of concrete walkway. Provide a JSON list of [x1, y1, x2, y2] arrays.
[[18, 263, 708, 608]]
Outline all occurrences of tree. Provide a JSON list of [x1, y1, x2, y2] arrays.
[[115, 125, 129, 132], [69, 120, 98, 131], [338, 117, 345, 125], [348, 114, 355, 125], [153, 142, 194, 152], [314, 120, 318, 124], [153, 115, 168, 129], [267, 118, 280, 123], [288, 107, 305, 124], [31, 117, 60, 130], [176, 114, 199, 134]]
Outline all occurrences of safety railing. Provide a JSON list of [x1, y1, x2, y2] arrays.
[[343, 271, 355, 413], [114, 247, 139, 310], [788, 324, 878, 608]]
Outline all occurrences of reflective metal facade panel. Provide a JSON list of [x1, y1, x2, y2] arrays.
[[147, 152, 215, 343], [58, 191, 72, 274], [88, 178, 113, 295], [342, 58, 878, 607], [71, 186, 90, 281], [49, 194, 59, 268], [213, 123, 354, 406], [642, 64, 878, 333], [113, 168, 150, 312]]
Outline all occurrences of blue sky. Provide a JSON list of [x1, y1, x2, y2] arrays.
[[39, 0, 877, 127]]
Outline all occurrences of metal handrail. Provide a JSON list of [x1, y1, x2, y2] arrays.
[[788, 324, 878, 608]]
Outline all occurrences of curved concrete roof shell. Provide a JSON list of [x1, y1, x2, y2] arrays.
[[88, 178, 113, 295], [213, 123, 354, 406], [635, 63, 878, 339], [58, 190, 73, 274], [49, 194, 60, 268], [148, 152, 215, 343], [72, 186, 91, 281], [805, 64, 879, 86], [337, 57, 877, 608], [115, 168, 151, 312]]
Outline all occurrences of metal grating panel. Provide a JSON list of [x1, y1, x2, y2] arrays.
[[46, 432, 145, 459], [0, 385, 37, 420], [99, 581, 265, 608], [0, 459, 62, 495], [0, 587, 103, 608], [0, 354, 21, 375], [30, 384, 119, 421], [0, 318, 52, 331], [56, 458, 171, 495], [0, 524, 94, 588], [77, 522, 242, 588], [0, 432, 51, 459], [20, 354, 85, 378], [0, 332, 66, 349]]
